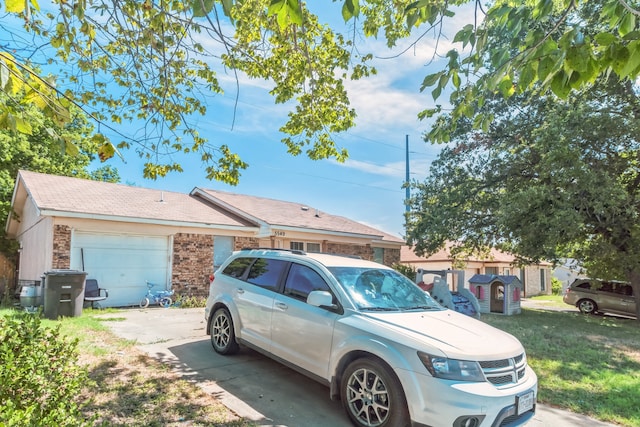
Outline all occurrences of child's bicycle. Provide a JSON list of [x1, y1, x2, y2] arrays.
[[140, 281, 174, 308]]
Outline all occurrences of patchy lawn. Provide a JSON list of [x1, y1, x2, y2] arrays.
[[60, 312, 255, 427]]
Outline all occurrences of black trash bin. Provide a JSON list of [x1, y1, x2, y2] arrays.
[[43, 270, 87, 320]]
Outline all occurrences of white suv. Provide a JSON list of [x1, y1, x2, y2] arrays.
[[205, 249, 537, 427]]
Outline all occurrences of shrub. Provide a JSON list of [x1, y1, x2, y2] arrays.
[[0, 310, 93, 426], [393, 263, 417, 281], [174, 294, 207, 308], [551, 277, 563, 295]]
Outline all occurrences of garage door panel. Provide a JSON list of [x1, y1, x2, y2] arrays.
[[71, 232, 170, 307]]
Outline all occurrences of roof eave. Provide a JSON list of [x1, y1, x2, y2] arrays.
[[38, 209, 260, 232], [191, 188, 268, 227]]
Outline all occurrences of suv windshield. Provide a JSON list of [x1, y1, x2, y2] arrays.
[[328, 267, 443, 311]]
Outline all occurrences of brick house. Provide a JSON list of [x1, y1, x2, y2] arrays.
[[5, 170, 403, 307]]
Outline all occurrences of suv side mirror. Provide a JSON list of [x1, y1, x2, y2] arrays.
[[307, 290, 336, 309]]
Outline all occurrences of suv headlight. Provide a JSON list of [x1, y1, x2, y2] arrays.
[[418, 352, 485, 382]]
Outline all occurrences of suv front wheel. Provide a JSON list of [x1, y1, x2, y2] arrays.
[[341, 358, 410, 427], [210, 307, 240, 355]]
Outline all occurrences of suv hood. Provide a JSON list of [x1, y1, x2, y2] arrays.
[[358, 309, 524, 360]]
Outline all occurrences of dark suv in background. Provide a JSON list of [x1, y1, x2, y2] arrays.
[[563, 278, 636, 318]]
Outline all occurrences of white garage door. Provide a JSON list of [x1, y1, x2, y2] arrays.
[[71, 231, 170, 307]]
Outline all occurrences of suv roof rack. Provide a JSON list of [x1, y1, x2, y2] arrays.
[[240, 247, 307, 256]]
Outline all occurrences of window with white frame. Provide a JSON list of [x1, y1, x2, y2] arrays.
[[290, 241, 321, 252], [306, 242, 321, 253], [290, 241, 304, 251]]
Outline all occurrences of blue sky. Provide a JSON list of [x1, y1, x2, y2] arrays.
[[8, 3, 474, 238]]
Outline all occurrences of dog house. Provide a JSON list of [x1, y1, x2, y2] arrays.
[[469, 274, 522, 315]]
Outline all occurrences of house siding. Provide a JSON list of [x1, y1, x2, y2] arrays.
[[522, 266, 552, 296], [52, 225, 72, 269], [171, 233, 214, 297]]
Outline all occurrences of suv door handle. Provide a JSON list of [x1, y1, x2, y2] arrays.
[[275, 302, 288, 310]]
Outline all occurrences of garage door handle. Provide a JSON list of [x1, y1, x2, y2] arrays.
[[275, 302, 288, 310]]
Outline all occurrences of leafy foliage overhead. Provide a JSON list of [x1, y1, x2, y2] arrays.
[[0, 89, 119, 256], [2, 0, 640, 185], [406, 76, 640, 320]]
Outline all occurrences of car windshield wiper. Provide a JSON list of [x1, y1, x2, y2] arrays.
[[360, 306, 399, 312], [402, 305, 440, 311]]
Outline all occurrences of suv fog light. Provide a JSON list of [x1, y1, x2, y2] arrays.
[[454, 415, 485, 427]]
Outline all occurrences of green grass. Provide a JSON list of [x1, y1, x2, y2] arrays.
[[527, 294, 567, 307], [4, 304, 639, 426], [1, 306, 253, 426], [483, 309, 640, 426]]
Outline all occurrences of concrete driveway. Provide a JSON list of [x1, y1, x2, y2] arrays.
[[99, 308, 618, 427]]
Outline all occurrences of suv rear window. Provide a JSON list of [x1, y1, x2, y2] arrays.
[[575, 281, 591, 290], [222, 257, 255, 278]]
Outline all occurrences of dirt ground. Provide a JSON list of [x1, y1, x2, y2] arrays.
[[77, 326, 253, 426]]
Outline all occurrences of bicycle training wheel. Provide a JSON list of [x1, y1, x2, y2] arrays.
[[140, 297, 150, 308], [160, 297, 172, 308]]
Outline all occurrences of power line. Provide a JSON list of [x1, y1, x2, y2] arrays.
[[260, 165, 404, 194]]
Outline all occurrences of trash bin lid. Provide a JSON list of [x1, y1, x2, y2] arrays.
[[45, 269, 88, 276]]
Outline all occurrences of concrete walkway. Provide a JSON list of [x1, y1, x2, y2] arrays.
[[99, 307, 619, 427]]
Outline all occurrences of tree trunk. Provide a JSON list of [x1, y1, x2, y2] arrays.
[[625, 271, 640, 324]]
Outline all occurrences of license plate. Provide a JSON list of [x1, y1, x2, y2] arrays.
[[517, 390, 535, 415]]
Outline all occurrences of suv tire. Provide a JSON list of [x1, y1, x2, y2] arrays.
[[210, 307, 240, 355], [578, 298, 597, 315], [341, 358, 410, 427]]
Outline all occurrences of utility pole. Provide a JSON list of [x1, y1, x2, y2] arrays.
[[405, 134, 410, 213]]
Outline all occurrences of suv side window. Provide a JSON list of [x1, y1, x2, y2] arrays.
[[614, 283, 634, 296], [247, 258, 287, 291], [222, 257, 255, 279], [600, 281, 614, 293], [284, 263, 331, 302], [575, 281, 591, 290]]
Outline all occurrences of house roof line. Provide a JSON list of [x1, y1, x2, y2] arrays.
[[194, 187, 404, 244], [190, 187, 267, 228], [8, 171, 403, 246], [38, 209, 260, 232]]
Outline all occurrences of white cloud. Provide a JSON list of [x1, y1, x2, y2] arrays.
[[334, 155, 434, 181]]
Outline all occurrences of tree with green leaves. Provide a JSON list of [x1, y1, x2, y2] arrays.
[[406, 76, 640, 321], [0, 89, 119, 257], [3, 0, 638, 184]]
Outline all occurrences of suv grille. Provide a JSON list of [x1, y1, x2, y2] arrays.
[[479, 353, 527, 387]]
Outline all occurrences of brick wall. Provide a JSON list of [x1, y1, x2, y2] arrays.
[[52, 225, 71, 269], [317, 243, 400, 267], [171, 233, 214, 297], [325, 242, 373, 260], [383, 248, 401, 266], [234, 237, 260, 250]]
